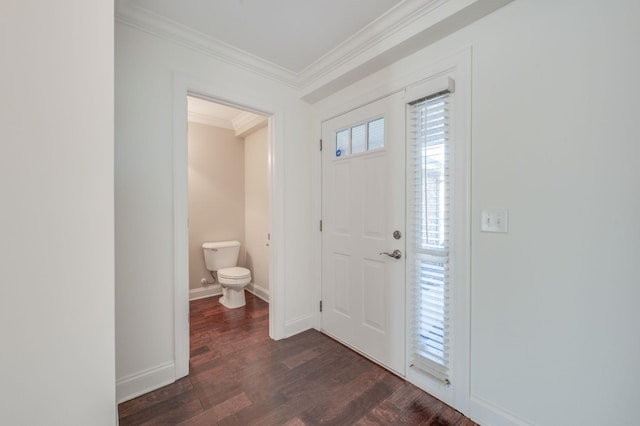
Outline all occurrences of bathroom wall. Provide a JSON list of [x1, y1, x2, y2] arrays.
[[244, 126, 270, 297], [188, 122, 246, 290]]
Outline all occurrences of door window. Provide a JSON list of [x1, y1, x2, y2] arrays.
[[335, 117, 385, 158]]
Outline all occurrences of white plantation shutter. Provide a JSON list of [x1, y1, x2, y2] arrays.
[[408, 89, 452, 384]]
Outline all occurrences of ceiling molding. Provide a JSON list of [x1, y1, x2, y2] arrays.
[[298, 0, 514, 102], [297, 0, 446, 88], [187, 111, 234, 130], [232, 112, 268, 138], [115, 1, 299, 88], [188, 106, 267, 136], [116, 0, 513, 103]]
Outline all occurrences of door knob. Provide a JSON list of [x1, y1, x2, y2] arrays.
[[379, 249, 402, 259]]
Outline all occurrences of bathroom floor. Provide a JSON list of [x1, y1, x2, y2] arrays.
[[118, 292, 475, 425]]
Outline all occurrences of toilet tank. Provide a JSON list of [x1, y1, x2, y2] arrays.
[[202, 240, 240, 271]]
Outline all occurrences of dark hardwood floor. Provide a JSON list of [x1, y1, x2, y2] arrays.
[[118, 293, 476, 425]]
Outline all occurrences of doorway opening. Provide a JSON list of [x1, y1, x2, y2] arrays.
[[186, 95, 271, 303], [172, 76, 285, 379], [183, 93, 272, 368]]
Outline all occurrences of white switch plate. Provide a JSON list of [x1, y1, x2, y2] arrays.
[[481, 209, 509, 233]]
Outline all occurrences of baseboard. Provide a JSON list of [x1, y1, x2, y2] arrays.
[[470, 394, 531, 426], [189, 284, 222, 301], [189, 283, 269, 302], [116, 362, 176, 403], [246, 283, 269, 302], [283, 313, 314, 337]]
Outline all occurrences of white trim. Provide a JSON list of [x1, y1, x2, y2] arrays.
[[116, 362, 175, 404], [173, 82, 190, 381], [188, 111, 234, 130], [454, 48, 473, 416], [189, 284, 222, 301], [246, 283, 270, 303], [115, 0, 512, 101], [187, 109, 267, 137], [470, 395, 531, 426], [299, 0, 447, 82], [172, 73, 287, 389], [312, 48, 472, 415], [298, 0, 511, 101], [404, 48, 472, 415], [310, 119, 323, 331], [188, 283, 269, 302], [233, 112, 268, 138], [115, 1, 297, 88], [312, 47, 472, 124], [284, 314, 315, 337], [266, 114, 286, 340]]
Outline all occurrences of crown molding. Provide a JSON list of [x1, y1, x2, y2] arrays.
[[188, 109, 267, 137], [298, 0, 446, 88], [298, 0, 514, 102], [232, 112, 268, 138], [115, 1, 299, 88], [116, 0, 513, 103], [187, 111, 234, 130]]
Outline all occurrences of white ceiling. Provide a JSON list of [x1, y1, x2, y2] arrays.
[[126, 0, 403, 73], [116, 0, 513, 101]]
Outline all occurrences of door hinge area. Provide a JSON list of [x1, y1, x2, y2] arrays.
[[319, 300, 323, 312], [319, 220, 323, 232], [320, 139, 323, 151]]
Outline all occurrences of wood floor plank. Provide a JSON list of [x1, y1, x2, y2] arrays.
[[120, 389, 204, 426], [118, 377, 195, 419], [118, 293, 476, 426], [298, 365, 387, 423]]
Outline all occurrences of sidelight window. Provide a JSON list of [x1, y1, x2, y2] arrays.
[[408, 91, 451, 384]]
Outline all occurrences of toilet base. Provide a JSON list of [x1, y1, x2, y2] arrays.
[[219, 286, 246, 309]]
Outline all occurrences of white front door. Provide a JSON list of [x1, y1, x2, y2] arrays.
[[321, 91, 405, 374]]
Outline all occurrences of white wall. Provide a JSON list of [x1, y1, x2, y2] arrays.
[[188, 122, 246, 290], [115, 23, 312, 400], [245, 126, 271, 294], [312, 0, 640, 424], [0, 1, 115, 425]]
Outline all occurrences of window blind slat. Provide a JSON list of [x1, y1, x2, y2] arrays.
[[408, 93, 451, 385]]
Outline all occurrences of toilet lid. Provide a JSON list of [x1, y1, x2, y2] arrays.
[[218, 267, 250, 279]]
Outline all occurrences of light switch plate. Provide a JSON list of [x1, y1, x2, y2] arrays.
[[481, 209, 509, 233]]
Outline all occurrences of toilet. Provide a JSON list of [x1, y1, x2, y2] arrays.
[[202, 240, 252, 309]]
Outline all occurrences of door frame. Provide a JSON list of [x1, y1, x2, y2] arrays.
[[172, 74, 286, 379], [312, 48, 471, 414]]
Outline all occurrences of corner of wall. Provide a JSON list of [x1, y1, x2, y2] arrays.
[[116, 362, 176, 404], [283, 314, 315, 338], [247, 283, 270, 302]]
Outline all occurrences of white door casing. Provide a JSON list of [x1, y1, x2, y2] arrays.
[[172, 74, 287, 384], [316, 50, 471, 416], [321, 91, 405, 375]]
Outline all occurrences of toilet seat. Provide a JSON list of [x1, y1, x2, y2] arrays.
[[217, 267, 251, 304], [218, 267, 251, 280]]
